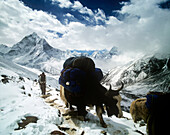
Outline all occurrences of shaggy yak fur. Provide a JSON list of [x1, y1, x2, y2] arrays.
[[130, 92, 170, 135], [130, 98, 149, 123], [60, 56, 123, 128]]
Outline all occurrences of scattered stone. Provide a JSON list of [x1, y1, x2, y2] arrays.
[[15, 116, 38, 130], [81, 131, 85, 135], [71, 128, 77, 132], [46, 98, 58, 103], [58, 126, 77, 135], [1, 74, 8, 78], [134, 130, 145, 135], [19, 76, 25, 82], [20, 85, 25, 90], [1, 75, 9, 84], [58, 105, 64, 108], [50, 130, 66, 135], [41, 94, 52, 99], [58, 126, 70, 131], [56, 88, 60, 91], [22, 92, 26, 95], [101, 130, 107, 135], [46, 89, 52, 92]]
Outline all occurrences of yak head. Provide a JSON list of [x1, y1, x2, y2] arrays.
[[105, 82, 124, 118]]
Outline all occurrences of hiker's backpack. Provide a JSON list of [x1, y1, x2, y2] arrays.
[[39, 73, 46, 83]]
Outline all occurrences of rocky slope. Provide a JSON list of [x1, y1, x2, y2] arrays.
[[103, 54, 170, 111]]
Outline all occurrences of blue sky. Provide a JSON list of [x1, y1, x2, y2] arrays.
[[0, 0, 170, 55], [19, 0, 129, 25]]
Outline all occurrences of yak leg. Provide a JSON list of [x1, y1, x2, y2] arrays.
[[75, 105, 87, 121], [96, 106, 107, 128], [77, 105, 88, 116]]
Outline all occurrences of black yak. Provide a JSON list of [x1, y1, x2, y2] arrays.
[[59, 56, 123, 127]]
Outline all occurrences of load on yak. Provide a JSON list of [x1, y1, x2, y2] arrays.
[[59, 56, 124, 128], [130, 92, 170, 135]]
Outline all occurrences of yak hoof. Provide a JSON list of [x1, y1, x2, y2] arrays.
[[101, 123, 107, 128]]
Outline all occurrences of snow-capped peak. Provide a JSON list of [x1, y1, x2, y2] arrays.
[[0, 44, 11, 54]]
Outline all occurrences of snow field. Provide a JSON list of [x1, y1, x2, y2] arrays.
[[0, 67, 63, 135], [0, 67, 146, 135]]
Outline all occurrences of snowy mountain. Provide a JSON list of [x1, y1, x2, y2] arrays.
[[0, 56, 59, 88], [103, 54, 170, 111], [1, 32, 118, 75], [0, 44, 11, 55], [0, 57, 146, 135], [70, 47, 119, 59], [5, 32, 66, 63], [2, 33, 66, 75], [1, 32, 169, 134]]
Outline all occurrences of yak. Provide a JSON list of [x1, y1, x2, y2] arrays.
[[130, 92, 170, 135], [61, 80, 124, 128], [59, 56, 124, 128], [130, 98, 148, 123]]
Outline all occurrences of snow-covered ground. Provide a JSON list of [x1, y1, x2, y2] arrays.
[[0, 61, 146, 135], [0, 32, 169, 134], [0, 67, 63, 135]]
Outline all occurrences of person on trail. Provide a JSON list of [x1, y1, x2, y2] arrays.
[[39, 72, 46, 95]]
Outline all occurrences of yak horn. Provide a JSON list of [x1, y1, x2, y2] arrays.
[[109, 81, 124, 92]]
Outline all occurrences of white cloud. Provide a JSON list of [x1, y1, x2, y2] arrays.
[[111, 0, 170, 54], [94, 9, 106, 24], [71, 1, 94, 16], [0, 0, 66, 47], [72, 1, 83, 10], [0, 0, 170, 56], [51, 0, 72, 8]]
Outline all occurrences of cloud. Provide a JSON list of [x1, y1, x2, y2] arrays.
[[72, 1, 83, 10], [112, 0, 170, 54], [51, 0, 72, 8], [0, 0, 66, 46], [0, 0, 170, 56]]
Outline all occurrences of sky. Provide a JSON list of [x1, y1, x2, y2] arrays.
[[0, 0, 170, 55]]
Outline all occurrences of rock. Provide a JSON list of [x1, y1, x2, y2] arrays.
[[101, 130, 107, 135], [81, 131, 85, 135], [50, 130, 66, 135], [58, 126, 77, 135], [46, 98, 58, 103], [40, 94, 52, 99], [15, 116, 38, 130], [1, 75, 9, 84]]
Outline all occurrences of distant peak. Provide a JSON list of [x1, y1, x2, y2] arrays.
[[23, 32, 41, 43], [25, 32, 40, 40], [31, 32, 38, 36]]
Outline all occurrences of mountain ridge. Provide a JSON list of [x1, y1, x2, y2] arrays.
[[0, 32, 118, 74]]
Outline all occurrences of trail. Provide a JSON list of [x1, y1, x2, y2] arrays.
[[0, 66, 146, 135], [43, 90, 91, 135], [42, 88, 146, 135]]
